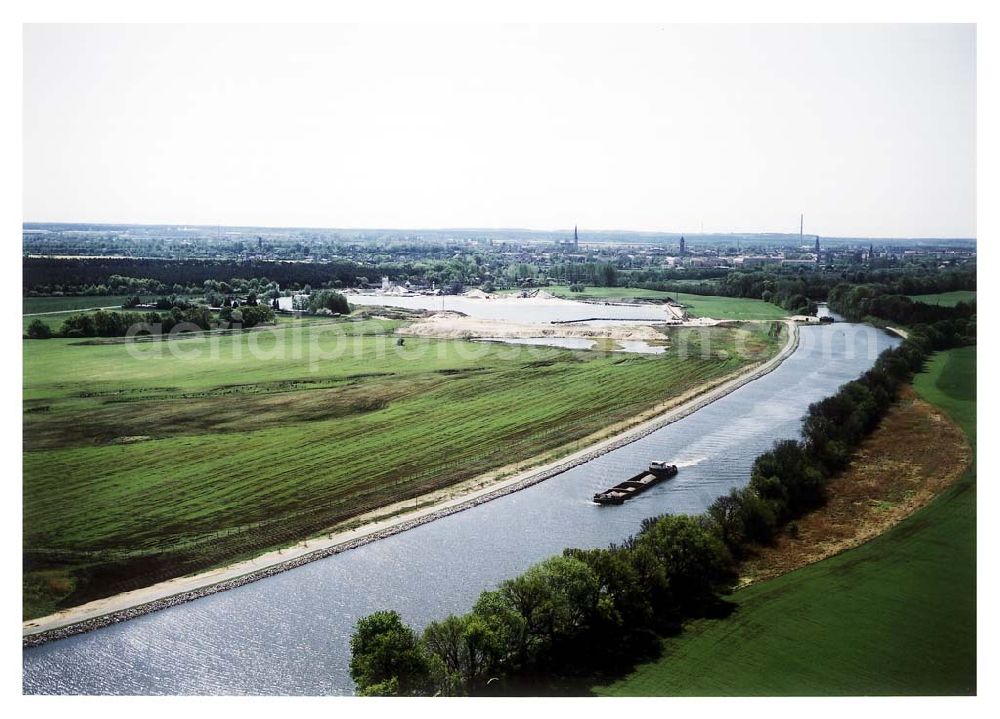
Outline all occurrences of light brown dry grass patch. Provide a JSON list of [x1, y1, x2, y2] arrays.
[[740, 386, 972, 585]]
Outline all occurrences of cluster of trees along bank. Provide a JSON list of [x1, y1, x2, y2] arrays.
[[349, 318, 975, 696]]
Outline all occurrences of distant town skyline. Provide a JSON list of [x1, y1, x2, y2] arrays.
[[21, 219, 976, 243], [24, 24, 976, 238]]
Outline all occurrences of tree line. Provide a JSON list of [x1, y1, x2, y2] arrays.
[[26, 305, 275, 340], [23, 257, 373, 295], [24, 256, 483, 296], [348, 318, 973, 696]]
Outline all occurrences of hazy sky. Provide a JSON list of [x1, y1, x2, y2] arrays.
[[23, 24, 976, 237]]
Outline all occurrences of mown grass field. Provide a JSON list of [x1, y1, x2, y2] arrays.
[[23, 307, 363, 334], [23, 317, 784, 619], [674, 293, 789, 321], [906, 290, 976, 307], [23, 295, 142, 314], [596, 345, 975, 696], [512, 285, 788, 321], [23, 296, 149, 334], [21, 310, 123, 334], [23, 311, 77, 333], [534, 285, 678, 301]]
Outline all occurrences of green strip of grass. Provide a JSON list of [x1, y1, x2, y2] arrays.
[[23, 295, 141, 314], [23, 311, 80, 333], [537, 285, 678, 301], [906, 290, 976, 307], [675, 294, 789, 321], [596, 345, 976, 696], [510, 285, 788, 321]]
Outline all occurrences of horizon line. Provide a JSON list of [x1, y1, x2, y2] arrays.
[[21, 221, 977, 243]]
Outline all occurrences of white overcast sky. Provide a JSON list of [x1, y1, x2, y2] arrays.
[[23, 23, 975, 237]]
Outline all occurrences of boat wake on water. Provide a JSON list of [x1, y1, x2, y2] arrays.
[[673, 456, 708, 469]]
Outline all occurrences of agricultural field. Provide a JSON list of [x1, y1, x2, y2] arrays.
[[23, 311, 80, 333], [23, 295, 143, 314], [22, 317, 784, 619], [512, 285, 789, 321], [596, 345, 976, 696], [24, 307, 379, 334], [906, 290, 976, 307], [23, 296, 147, 334], [535, 285, 678, 301], [675, 294, 790, 321]]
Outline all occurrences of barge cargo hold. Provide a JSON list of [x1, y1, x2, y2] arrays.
[[592, 462, 678, 505]]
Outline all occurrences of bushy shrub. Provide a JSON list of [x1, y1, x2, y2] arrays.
[[26, 319, 52, 339], [350, 610, 436, 696], [307, 289, 351, 315]]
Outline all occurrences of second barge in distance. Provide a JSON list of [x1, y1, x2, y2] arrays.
[[592, 461, 678, 505]]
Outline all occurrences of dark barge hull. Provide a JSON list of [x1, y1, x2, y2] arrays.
[[593, 465, 678, 505]]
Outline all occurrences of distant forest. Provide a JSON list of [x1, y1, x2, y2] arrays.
[[23, 257, 372, 294]]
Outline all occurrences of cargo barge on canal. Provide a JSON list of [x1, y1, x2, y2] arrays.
[[592, 461, 678, 505]]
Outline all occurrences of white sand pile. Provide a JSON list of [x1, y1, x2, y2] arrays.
[[462, 289, 494, 299]]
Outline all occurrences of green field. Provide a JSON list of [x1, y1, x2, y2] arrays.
[[512, 286, 789, 321], [675, 294, 790, 321], [23, 295, 143, 314], [23, 318, 784, 619], [23, 311, 79, 333], [597, 345, 976, 696], [535, 285, 678, 301], [24, 296, 154, 334], [907, 290, 976, 307], [24, 307, 358, 334]]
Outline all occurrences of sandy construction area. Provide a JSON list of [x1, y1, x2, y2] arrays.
[[396, 312, 669, 340]]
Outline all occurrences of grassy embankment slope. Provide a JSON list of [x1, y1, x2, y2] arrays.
[[23, 318, 785, 620], [906, 290, 976, 307], [597, 345, 976, 696], [525, 285, 788, 321]]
